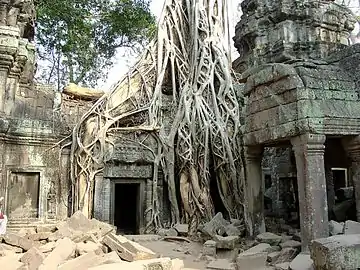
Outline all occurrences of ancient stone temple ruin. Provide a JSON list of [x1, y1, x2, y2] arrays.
[[233, 0, 360, 251], [0, 1, 359, 261], [0, 0, 71, 229]]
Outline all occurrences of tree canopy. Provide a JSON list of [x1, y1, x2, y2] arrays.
[[36, 0, 156, 90]]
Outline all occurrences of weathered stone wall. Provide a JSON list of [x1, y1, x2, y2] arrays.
[[233, 0, 356, 72]]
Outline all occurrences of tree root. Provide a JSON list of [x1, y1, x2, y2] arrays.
[[67, 0, 247, 232]]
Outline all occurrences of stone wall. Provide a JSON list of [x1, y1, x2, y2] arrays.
[[233, 0, 356, 72]]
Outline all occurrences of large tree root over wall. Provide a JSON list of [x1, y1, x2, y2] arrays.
[[69, 0, 247, 234]]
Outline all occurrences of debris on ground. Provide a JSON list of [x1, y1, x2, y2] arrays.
[[0, 211, 187, 270]]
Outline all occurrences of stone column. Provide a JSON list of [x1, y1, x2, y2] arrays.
[[0, 54, 12, 114], [0, 26, 20, 114], [342, 136, 360, 222], [291, 134, 329, 252], [145, 179, 152, 231], [58, 147, 70, 219], [245, 145, 265, 236], [0, 1, 9, 25], [5, 39, 27, 116]]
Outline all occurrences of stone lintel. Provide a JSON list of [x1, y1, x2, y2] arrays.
[[291, 133, 329, 252]]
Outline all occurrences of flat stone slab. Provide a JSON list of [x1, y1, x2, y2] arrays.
[[237, 252, 267, 270], [256, 232, 282, 246], [174, 224, 188, 236], [207, 259, 235, 270], [289, 253, 314, 270], [329, 220, 344, 236], [243, 243, 272, 254], [344, 220, 360, 235], [310, 234, 360, 270], [213, 235, 239, 249]]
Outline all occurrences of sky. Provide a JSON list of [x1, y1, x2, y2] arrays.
[[100, 0, 241, 90]]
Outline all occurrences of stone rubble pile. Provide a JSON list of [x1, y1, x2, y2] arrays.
[[193, 213, 309, 270], [0, 211, 189, 270]]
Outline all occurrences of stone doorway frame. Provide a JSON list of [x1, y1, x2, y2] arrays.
[[4, 166, 46, 221], [109, 178, 145, 234]]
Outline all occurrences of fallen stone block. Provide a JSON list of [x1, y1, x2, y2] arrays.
[[36, 225, 57, 233], [88, 257, 174, 270], [310, 234, 360, 270], [38, 241, 56, 253], [207, 259, 235, 270], [344, 220, 360, 235], [102, 233, 156, 262], [203, 240, 216, 257], [158, 228, 178, 237], [3, 233, 35, 251], [213, 235, 239, 249], [174, 224, 188, 236], [243, 243, 272, 254], [20, 247, 45, 270], [256, 232, 282, 246], [90, 219, 116, 238], [225, 224, 241, 237], [267, 252, 281, 263], [28, 232, 51, 241], [236, 252, 267, 270], [280, 240, 301, 250], [0, 243, 23, 253], [274, 248, 298, 264], [76, 241, 104, 255], [17, 228, 37, 237], [329, 220, 344, 236], [38, 237, 76, 270], [200, 213, 230, 237], [289, 253, 314, 270], [58, 251, 103, 270], [0, 253, 24, 270], [99, 251, 122, 264], [275, 262, 290, 270]]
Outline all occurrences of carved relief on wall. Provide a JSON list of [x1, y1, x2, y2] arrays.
[[46, 180, 56, 219]]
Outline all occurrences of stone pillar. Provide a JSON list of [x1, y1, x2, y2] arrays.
[[0, 54, 12, 114], [58, 147, 70, 219], [245, 145, 265, 236], [5, 39, 27, 116], [145, 179, 153, 232], [291, 134, 329, 252], [342, 136, 360, 222], [325, 163, 335, 219], [0, 1, 9, 25], [0, 26, 20, 114], [93, 174, 110, 223]]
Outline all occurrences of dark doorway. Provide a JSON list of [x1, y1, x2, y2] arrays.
[[114, 183, 139, 234], [332, 169, 347, 191]]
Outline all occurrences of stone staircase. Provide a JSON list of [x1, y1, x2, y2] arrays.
[[7, 219, 57, 232]]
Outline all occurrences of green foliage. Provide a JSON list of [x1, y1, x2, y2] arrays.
[[36, 0, 156, 89]]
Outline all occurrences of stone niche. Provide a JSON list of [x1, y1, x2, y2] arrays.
[[93, 135, 171, 234]]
